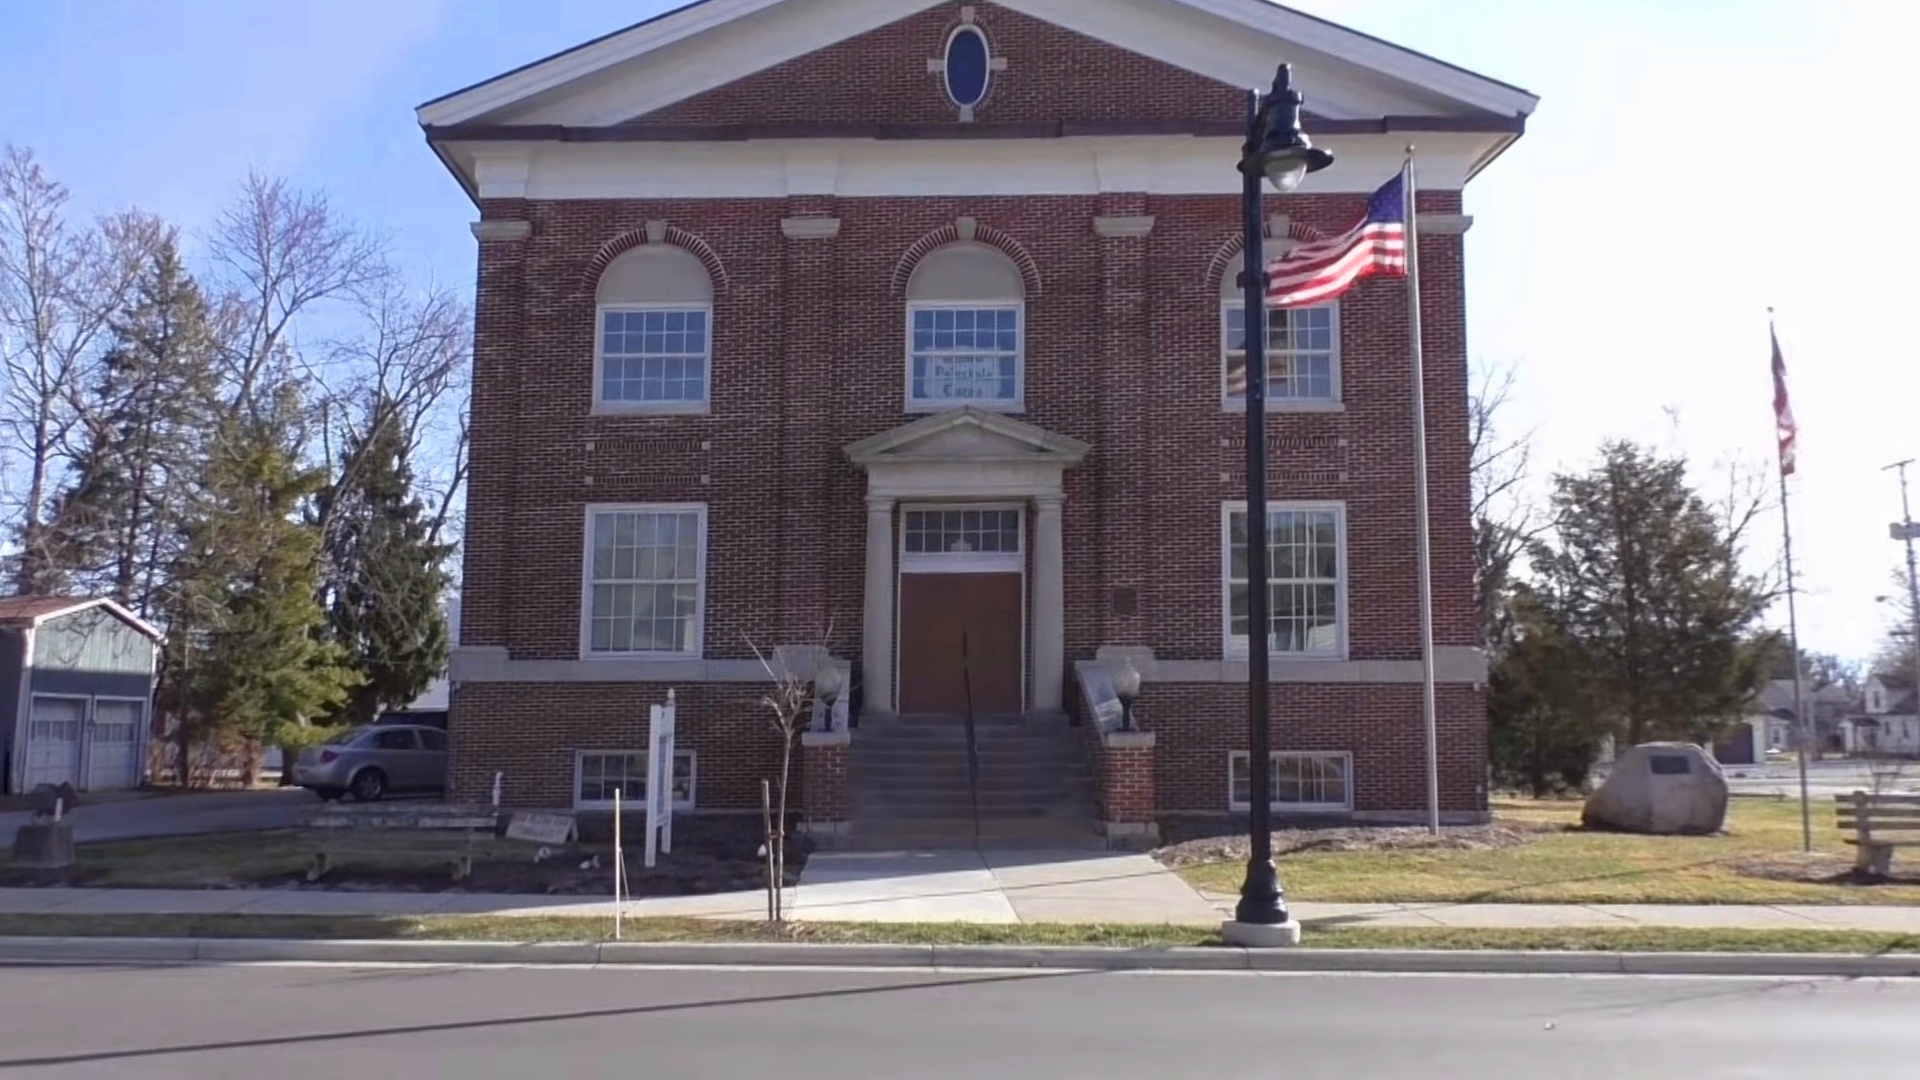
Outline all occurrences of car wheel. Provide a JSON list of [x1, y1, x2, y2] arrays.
[[350, 769, 387, 803]]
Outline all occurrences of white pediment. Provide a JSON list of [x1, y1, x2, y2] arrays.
[[419, 0, 1536, 130], [846, 409, 1090, 466]]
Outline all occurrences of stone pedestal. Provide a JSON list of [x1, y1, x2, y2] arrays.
[[1221, 919, 1303, 948], [800, 730, 851, 839], [12, 820, 75, 869], [1092, 730, 1158, 845]]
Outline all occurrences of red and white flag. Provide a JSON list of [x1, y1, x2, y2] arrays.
[[1771, 323, 1797, 477], [1265, 169, 1408, 308]]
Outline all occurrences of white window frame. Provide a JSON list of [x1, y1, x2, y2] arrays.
[[904, 300, 1026, 413], [593, 302, 713, 416], [1227, 751, 1354, 813], [1221, 501, 1348, 660], [572, 748, 697, 811], [1220, 300, 1342, 412], [579, 503, 708, 660]]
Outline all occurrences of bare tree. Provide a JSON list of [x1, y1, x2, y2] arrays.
[[0, 148, 152, 594], [1470, 360, 1548, 647], [749, 635, 837, 922], [206, 172, 384, 421]]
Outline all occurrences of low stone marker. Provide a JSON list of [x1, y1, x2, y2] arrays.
[[13, 797, 76, 870]]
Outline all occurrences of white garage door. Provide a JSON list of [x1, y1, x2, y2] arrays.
[[87, 699, 143, 790], [23, 696, 84, 791]]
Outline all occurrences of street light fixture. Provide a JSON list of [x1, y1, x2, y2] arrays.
[[1227, 63, 1334, 947], [814, 664, 844, 732], [1113, 660, 1142, 733]]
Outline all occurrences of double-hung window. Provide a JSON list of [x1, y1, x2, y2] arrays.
[[599, 308, 710, 406], [574, 749, 697, 811], [583, 504, 705, 657], [904, 242, 1027, 411], [593, 244, 714, 413], [1223, 502, 1345, 657], [1222, 301, 1339, 408]]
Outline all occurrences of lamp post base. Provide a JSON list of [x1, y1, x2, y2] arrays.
[[1221, 919, 1303, 948]]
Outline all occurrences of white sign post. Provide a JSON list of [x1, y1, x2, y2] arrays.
[[643, 689, 677, 868]]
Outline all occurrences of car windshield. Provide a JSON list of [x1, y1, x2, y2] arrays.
[[323, 727, 373, 746]]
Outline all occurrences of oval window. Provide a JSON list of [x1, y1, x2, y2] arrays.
[[944, 26, 991, 109]]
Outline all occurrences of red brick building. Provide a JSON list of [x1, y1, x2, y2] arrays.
[[419, 0, 1535, 842]]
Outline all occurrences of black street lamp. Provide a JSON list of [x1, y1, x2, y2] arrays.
[[1229, 64, 1333, 942]]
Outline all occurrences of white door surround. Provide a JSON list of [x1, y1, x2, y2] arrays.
[[846, 409, 1089, 716]]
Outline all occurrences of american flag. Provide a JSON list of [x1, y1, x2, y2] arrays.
[[1266, 170, 1408, 308], [1772, 323, 1797, 477]]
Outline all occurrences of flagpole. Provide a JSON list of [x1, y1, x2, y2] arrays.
[[1772, 311, 1812, 853], [1403, 147, 1441, 836]]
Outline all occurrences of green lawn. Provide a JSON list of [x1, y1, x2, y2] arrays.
[[0, 913, 1913, 955], [1175, 797, 1920, 906]]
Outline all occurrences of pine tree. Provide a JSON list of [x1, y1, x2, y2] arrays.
[[168, 382, 358, 761], [317, 398, 454, 725], [1533, 441, 1773, 746], [43, 234, 218, 613]]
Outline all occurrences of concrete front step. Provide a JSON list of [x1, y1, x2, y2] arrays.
[[851, 774, 1091, 794]]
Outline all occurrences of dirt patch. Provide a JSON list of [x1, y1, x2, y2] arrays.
[[1153, 816, 1554, 869], [1731, 852, 1920, 889]]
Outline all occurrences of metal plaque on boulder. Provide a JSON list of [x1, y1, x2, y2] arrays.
[[505, 811, 577, 845]]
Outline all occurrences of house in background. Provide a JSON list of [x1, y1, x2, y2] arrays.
[[422, 0, 1536, 838], [1739, 679, 1857, 759], [0, 597, 161, 795], [1849, 674, 1920, 757]]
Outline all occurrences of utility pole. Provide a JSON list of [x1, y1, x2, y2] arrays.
[[1885, 461, 1920, 750]]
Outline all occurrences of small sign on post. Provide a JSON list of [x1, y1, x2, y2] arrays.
[[504, 811, 577, 846], [644, 689, 677, 868]]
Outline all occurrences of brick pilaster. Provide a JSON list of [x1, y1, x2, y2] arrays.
[[1092, 729, 1158, 843], [799, 730, 852, 837]]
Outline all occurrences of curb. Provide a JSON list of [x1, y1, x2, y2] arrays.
[[2, 937, 1919, 977]]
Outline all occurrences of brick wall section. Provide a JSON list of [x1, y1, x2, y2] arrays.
[[800, 736, 850, 824], [633, 2, 1241, 128], [1092, 735, 1158, 825], [450, 683, 785, 811], [454, 5, 1485, 816]]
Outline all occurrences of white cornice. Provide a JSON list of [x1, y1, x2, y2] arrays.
[[445, 132, 1494, 201], [1416, 213, 1474, 235]]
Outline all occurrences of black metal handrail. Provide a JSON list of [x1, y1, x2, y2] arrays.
[[961, 631, 981, 848]]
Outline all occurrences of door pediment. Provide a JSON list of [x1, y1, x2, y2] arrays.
[[846, 408, 1088, 467]]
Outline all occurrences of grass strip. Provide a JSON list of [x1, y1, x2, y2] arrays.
[[0, 914, 1916, 954]]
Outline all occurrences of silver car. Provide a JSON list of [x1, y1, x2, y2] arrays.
[[292, 725, 449, 802]]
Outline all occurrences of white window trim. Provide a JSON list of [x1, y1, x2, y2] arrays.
[[942, 23, 993, 110], [904, 299, 1026, 414], [899, 502, 1025, 575], [572, 748, 697, 811], [579, 502, 709, 661], [1221, 501, 1349, 661], [1227, 750, 1354, 813], [1220, 299, 1343, 413], [593, 302, 713, 416]]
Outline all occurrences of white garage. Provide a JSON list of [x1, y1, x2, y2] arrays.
[[0, 597, 161, 796]]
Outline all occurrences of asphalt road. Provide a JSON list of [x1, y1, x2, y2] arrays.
[[0, 788, 311, 843], [0, 963, 1912, 1078], [1719, 758, 1919, 797]]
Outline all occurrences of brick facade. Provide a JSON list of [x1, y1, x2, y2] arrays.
[[444, 1, 1493, 822]]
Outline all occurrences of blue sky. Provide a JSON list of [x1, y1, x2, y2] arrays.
[[0, 0, 1905, 660]]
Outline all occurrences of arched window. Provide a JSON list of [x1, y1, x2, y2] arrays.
[[1222, 269, 1340, 410], [595, 246, 713, 412], [906, 243, 1025, 411]]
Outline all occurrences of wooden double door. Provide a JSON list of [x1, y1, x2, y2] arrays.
[[898, 572, 1023, 715]]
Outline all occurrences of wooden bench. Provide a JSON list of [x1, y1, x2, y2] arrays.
[[301, 804, 500, 882], [1835, 792, 1920, 876]]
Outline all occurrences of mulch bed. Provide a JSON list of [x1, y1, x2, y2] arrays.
[[1153, 816, 1555, 870], [2, 816, 809, 897]]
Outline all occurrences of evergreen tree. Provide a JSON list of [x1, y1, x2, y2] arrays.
[[1533, 441, 1772, 746], [44, 233, 218, 613], [1487, 584, 1606, 795], [168, 382, 358, 759], [317, 397, 454, 725]]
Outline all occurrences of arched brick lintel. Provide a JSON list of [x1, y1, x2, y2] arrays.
[[580, 225, 729, 296], [891, 222, 1043, 298]]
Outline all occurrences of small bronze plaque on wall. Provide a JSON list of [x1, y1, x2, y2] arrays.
[[1112, 587, 1139, 617]]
